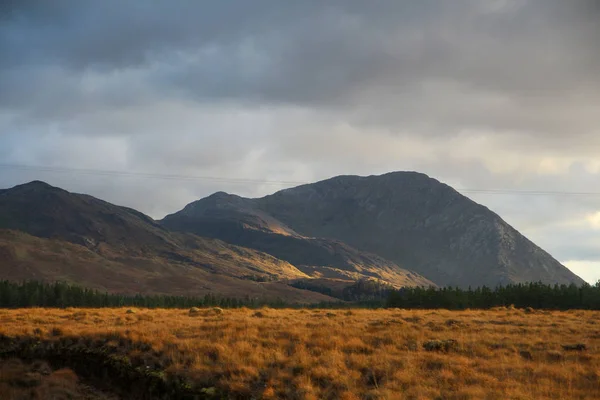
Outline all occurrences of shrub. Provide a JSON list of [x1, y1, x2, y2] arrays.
[[12, 372, 42, 388], [562, 343, 587, 351], [546, 351, 564, 362], [50, 327, 63, 337], [519, 350, 533, 360], [423, 339, 458, 352]]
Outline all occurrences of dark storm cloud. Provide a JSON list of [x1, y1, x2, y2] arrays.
[[0, 1, 437, 69], [1, 0, 598, 139], [0, 1, 439, 110]]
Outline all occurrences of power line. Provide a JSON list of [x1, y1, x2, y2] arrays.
[[0, 163, 306, 186], [2, 162, 600, 197], [459, 189, 600, 197]]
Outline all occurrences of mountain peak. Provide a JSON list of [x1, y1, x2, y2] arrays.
[[377, 171, 438, 183], [24, 180, 52, 186], [207, 191, 241, 201], [1, 181, 69, 199], [178, 191, 248, 216], [322, 171, 432, 182], [0, 179, 174, 251], [10, 180, 58, 191]]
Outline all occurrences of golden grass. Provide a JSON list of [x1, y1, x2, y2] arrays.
[[1, 307, 599, 399]]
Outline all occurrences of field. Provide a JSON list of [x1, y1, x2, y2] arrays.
[[0, 307, 599, 399]]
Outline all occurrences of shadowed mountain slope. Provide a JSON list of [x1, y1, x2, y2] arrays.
[[162, 192, 434, 288]]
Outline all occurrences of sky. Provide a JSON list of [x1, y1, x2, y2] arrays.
[[1, 0, 600, 282]]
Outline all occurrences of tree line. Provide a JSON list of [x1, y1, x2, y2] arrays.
[[0, 281, 288, 309], [2, 280, 600, 310], [386, 281, 600, 310]]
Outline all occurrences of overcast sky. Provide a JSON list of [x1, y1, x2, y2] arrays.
[[1, 0, 600, 282]]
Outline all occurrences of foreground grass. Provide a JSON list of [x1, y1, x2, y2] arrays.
[[0, 307, 599, 399], [0, 358, 117, 400]]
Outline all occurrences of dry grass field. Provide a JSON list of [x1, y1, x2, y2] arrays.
[[1, 307, 599, 399]]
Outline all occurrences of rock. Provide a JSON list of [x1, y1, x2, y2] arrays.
[[210, 307, 224, 315], [188, 307, 201, 316]]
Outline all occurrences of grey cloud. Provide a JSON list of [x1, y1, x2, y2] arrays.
[[162, 0, 600, 113]]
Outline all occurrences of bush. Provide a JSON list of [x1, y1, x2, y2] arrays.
[[50, 327, 63, 337], [546, 351, 564, 362], [562, 344, 587, 351], [423, 339, 458, 352]]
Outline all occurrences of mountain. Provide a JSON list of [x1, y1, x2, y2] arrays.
[[161, 192, 434, 288], [0, 181, 336, 302], [163, 172, 585, 288], [1, 173, 584, 294]]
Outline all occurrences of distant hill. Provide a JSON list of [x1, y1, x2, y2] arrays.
[[0, 181, 335, 302], [163, 172, 585, 288]]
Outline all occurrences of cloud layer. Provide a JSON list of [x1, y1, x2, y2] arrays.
[[1, 0, 600, 281]]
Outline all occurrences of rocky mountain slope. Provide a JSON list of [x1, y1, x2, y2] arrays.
[[164, 172, 584, 288], [161, 192, 434, 288]]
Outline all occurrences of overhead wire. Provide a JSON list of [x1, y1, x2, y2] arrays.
[[2, 163, 600, 196]]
